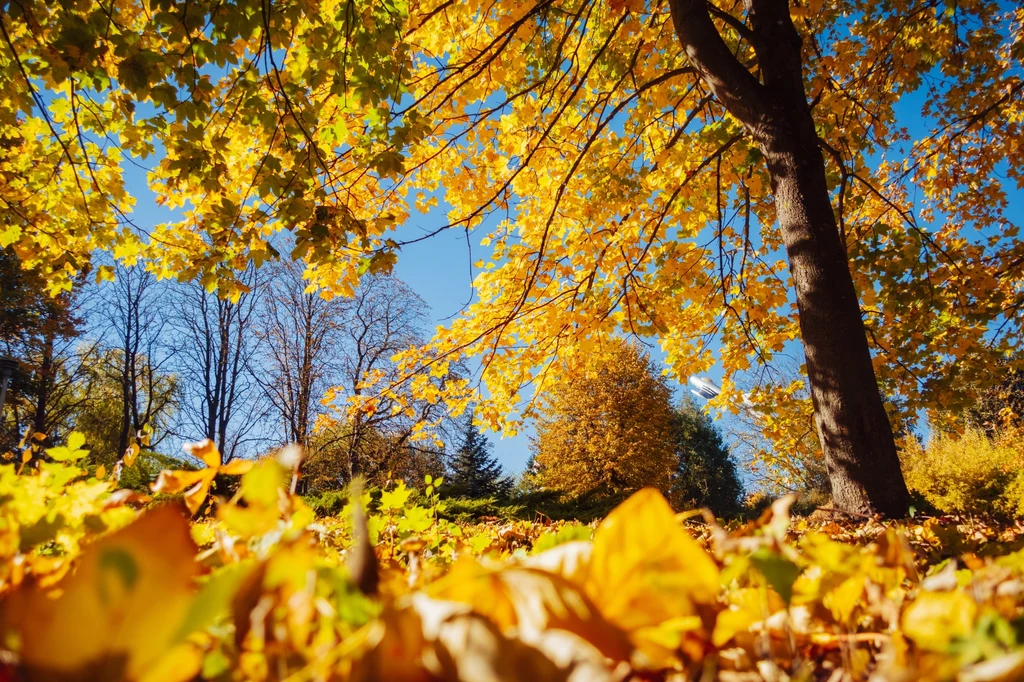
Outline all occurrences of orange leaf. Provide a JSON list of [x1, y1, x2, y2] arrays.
[[151, 469, 209, 496], [182, 439, 221, 468]]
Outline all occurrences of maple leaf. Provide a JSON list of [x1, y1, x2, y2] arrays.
[[151, 440, 252, 515], [1, 505, 203, 681]]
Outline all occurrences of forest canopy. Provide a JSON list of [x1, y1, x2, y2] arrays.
[[1, 0, 1023, 514]]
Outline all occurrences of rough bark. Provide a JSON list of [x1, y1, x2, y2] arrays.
[[669, 0, 910, 516]]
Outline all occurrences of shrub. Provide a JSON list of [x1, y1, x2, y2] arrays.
[[304, 490, 349, 516], [439, 496, 526, 523], [900, 427, 1024, 518], [512, 488, 631, 523]]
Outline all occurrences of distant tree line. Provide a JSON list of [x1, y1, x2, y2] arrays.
[[1, 247, 743, 516], [0, 246, 455, 489]]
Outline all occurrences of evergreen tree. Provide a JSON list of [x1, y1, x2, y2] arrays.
[[447, 411, 511, 499], [672, 398, 744, 518]]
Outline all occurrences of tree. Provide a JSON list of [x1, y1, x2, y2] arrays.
[[964, 361, 1024, 437], [447, 411, 511, 499], [301, 419, 446, 492], [327, 274, 450, 480], [72, 347, 178, 466], [172, 270, 267, 462], [531, 340, 677, 499], [385, 0, 1023, 518], [255, 258, 345, 451], [672, 398, 743, 517], [1, 247, 57, 347], [0, 251, 95, 449], [0, 0, 413, 294], [6, 0, 1024, 516], [95, 264, 176, 456], [262, 270, 453, 489]]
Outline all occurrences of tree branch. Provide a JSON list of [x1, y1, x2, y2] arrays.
[[668, 0, 767, 130]]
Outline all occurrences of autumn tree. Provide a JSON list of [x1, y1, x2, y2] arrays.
[[301, 421, 387, 492], [963, 359, 1024, 437], [5, 0, 1024, 516], [0, 253, 96, 449], [0, 247, 55, 348], [71, 347, 178, 465], [1, 246, 58, 449], [447, 411, 512, 499], [531, 340, 678, 499]]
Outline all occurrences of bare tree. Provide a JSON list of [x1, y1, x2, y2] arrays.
[[172, 269, 268, 461], [332, 274, 454, 482], [255, 258, 344, 449], [95, 264, 177, 455]]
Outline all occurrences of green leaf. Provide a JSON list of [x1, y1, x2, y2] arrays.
[[750, 549, 802, 605], [174, 561, 258, 642]]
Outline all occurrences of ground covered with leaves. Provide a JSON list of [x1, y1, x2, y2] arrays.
[[2, 442, 1024, 682]]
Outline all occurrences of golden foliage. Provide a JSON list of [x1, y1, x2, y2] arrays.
[[2, 436, 1024, 680], [151, 440, 253, 515], [901, 427, 1024, 518], [532, 340, 677, 499], [3, 0, 1023, 475]]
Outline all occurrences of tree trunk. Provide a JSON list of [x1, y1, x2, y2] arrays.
[[669, 0, 910, 516], [761, 119, 910, 517], [31, 332, 53, 444]]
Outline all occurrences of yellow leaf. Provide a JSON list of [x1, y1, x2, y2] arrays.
[[124, 442, 140, 467], [825, 573, 866, 624], [3, 505, 201, 680], [236, 459, 283, 506], [96, 265, 117, 283], [183, 439, 221, 468], [151, 469, 209, 496], [46, 431, 90, 462], [429, 559, 632, 663], [68, 432, 86, 451], [137, 643, 203, 682], [901, 589, 977, 651], [96, 464, 107, 479], [152, 469, 216, 515], [712, 587, 784, 647], [219, 458, 255, 477], [584, 488, 719, 663]]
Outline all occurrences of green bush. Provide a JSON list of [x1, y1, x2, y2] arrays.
[[900, 427, 1024, 518], [303, 490, 349, 516], [440, 496, 523, 523], [510, 488, 631, 523]]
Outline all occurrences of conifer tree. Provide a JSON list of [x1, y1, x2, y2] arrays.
[[672, 398, 743, 518], [447, 411, 511, 499]]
